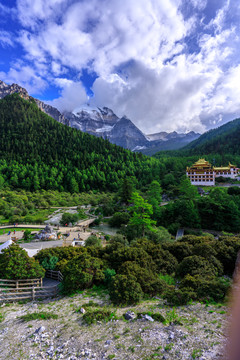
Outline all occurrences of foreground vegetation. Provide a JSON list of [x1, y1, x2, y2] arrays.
[[33, 232, 237, 306]]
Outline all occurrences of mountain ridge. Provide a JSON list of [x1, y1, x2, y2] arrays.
[[0, 80, 69, 126], [0, 80, 200, 153]]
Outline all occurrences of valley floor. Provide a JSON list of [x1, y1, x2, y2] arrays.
[[0, 291, 227, 360]]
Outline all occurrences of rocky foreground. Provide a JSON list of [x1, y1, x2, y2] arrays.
[[0, 289, 227, 360]]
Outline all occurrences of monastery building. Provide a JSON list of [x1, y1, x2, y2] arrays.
[[186, 159, 239, 186]]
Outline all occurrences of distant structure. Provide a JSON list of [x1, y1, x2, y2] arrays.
[[186, 159, 239, 186], [35, 225, 57, 241]]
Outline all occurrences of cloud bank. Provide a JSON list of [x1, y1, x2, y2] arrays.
[[1, 0, 240, 133]]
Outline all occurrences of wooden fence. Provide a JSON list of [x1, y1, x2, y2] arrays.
[[0, 271, 63, 302], [45, 270, 63, 282], [0, 278, 42, 288]]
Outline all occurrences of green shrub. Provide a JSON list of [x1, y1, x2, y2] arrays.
[[179, 275, 230, 301], [109, 274, 143, 305], [23, 229, 31, 241], [162, 286, 197, 306], [213, 236, 240, 275], [118, 261, 166, 296], [82, 308, 117, 324], [85, 235, 102, 248], [20, 312, 58, 321], [109, 212, 130, 228], [145, 226, 172, 243], [41, 256, 59, 270], [110, 234, 129, 246], [60, 212, 80, 226], [0, 244, 45, 280], [62, 253, 104, 293], [104, 268, 116, 286], [105, 246, 156, 273], [76, 301, 100, 312], [163, 242, 193, 262], [158, 274, 176, 286], [176, 255, 221, 278], [35, 246, 87, 265], [165, 308, 183, 325]]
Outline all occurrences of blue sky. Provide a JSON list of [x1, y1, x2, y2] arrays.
[[0, 0, 240, 134]]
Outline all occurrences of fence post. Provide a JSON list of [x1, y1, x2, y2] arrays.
[[16, 280, 18, 289], [32, 287, 35, 301], [41, 278, 43, 287]]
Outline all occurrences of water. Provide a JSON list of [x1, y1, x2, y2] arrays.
[[92, 223, 118, 235]]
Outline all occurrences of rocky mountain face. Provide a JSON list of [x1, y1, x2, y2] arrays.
[[63, 106, 148, 150], [0, 80, 69, 126], [142, 130, 201, 155], [0, 80, 200, 153], [63, 106, 200, 152]]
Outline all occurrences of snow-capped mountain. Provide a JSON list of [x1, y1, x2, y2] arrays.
[[63, 106, 148, 150], [63, 106, 200, 152], [0, 80, 200, 154]]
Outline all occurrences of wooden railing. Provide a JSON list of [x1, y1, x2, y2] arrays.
[[45, 270, 63, 282], [0, 285, 59, 302], [0, 278, 42, 289], [0, 272, 63, 302]]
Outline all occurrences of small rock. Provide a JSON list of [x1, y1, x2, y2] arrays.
[[124, 311, 136, 320], [141, 314, 154, 322], [79, 308, 86, 314], [105, 340, 112, 345], [35, 326, 45, 334]]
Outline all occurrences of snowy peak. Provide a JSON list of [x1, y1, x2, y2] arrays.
[[63, 105, 201, 152], [73, 105, 119, 125]]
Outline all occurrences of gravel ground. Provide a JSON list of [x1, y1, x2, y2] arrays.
[[0, 290, 228, 360]]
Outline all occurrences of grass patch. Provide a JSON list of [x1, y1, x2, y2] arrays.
[[75, 300, 102, 313], [165, 308, 183, 325], [192, 349, 203, 359], [164, 343, 173, 351], [0, 227, 41, 236], [137, 311, 165, 323], [0, 313, 4, 322], [82, 308, 117, 325], [19, 312, 58, 321]]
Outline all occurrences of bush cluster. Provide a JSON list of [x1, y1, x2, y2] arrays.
[[33, 234, 239, 305]]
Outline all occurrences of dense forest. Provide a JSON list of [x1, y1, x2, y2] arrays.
[[0, 94, 165, 192], [1, 94, 240, 194], [183, 117, 240, 154]]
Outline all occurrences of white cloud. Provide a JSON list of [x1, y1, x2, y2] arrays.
[[0, 63, 47, 94], [0, 31, 14, 47], [90, 59, 214, 133], [48, 80, 87, 112], [189, 0, 207, 11], [2, 0, 240, 134], [16, 0, 66, 29], [17, 0, 190, 76]]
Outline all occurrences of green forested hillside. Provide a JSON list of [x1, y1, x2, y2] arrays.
[[0, 94, 167, 192], [181, 117, 240, 155]]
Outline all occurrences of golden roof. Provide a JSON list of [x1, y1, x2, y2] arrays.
[[194, 158, 210, 165], [214, 167, 230, 171], [187, 159, 212, 170], [187, 159, 238, 172]]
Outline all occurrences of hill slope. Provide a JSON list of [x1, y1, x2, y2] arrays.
[[182, 117, 240, 155], [0, 94, 162, 192]]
